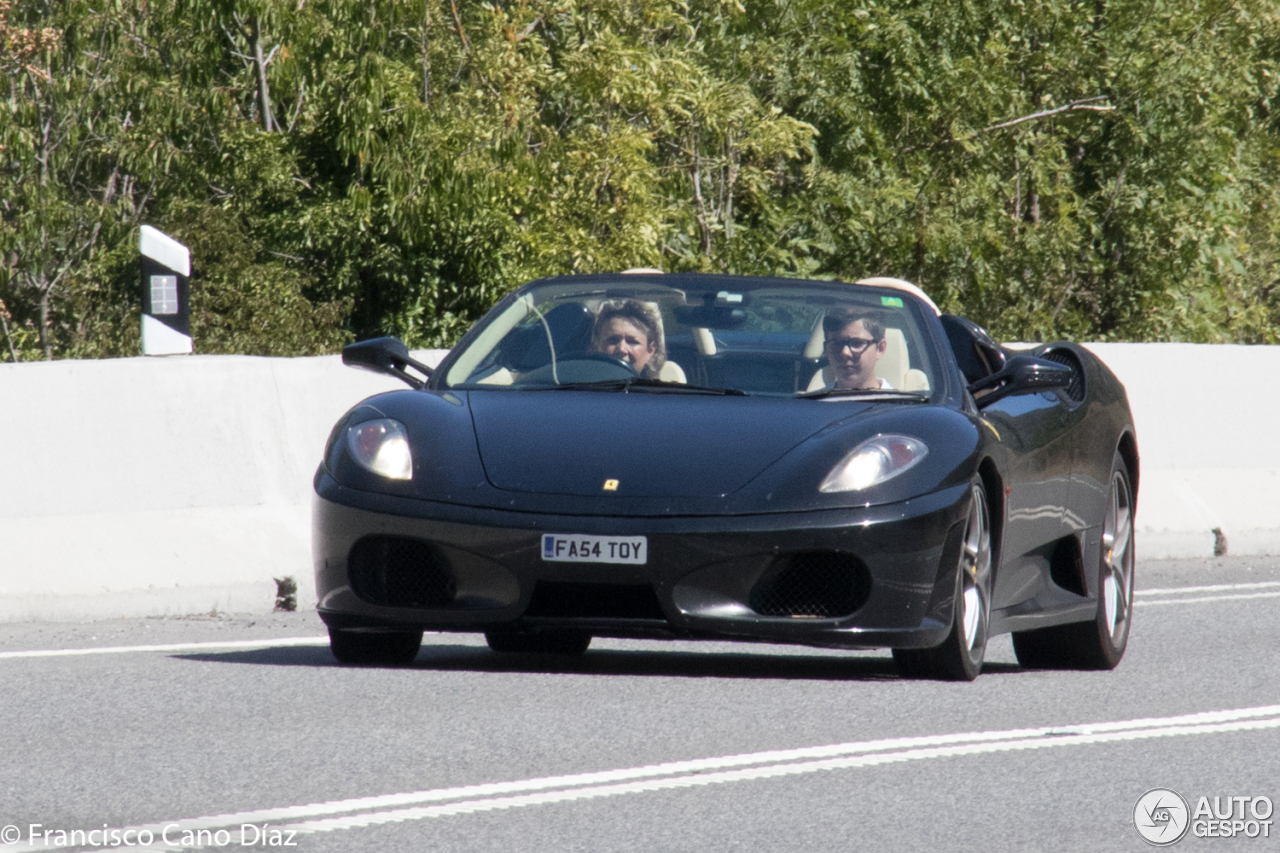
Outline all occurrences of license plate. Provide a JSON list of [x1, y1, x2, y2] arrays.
[[541, 534, 648, 565]]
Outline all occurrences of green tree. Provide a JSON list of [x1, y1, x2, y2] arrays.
[[3, 0, 1279, 357]]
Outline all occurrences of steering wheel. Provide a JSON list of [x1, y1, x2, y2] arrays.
[[512, 351, 639, 386], [559, 351, 640, 376]]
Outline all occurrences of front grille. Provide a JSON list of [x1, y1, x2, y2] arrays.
[[749, 552, 870, 618], [348, 536, 456, 608], [525, 581, 666, 620], [1041, 348, 1085, 402]]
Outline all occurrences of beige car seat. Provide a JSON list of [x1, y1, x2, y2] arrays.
[[804, 325, 930, 392], [657, 360, 686, 383]]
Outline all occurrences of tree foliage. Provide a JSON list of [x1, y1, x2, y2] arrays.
[[2, 0, 1278, 360]]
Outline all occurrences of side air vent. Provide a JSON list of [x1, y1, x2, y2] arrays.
[[1049, 536, 1087, 596], [1040, 348, 1085, 403], [348, 536, 456, 608], [749, 552, 871, 619]]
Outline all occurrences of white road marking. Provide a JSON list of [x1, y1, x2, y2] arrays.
[[1134, 581, 1280, 607], [1, 583, 1274, 662], [1137, 591, 1280, 607], [1138, 581, 1280, 597], [0, 636, 329, 661], [285, 717, 1280, 835], [1136, 591, 1280, 604], [16, 704, 1280, 852]]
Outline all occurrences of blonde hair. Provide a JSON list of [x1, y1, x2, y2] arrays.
[[591, 299, 667, 378]]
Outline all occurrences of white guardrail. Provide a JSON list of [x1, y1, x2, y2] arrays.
[[0, 343, 1276, 622]]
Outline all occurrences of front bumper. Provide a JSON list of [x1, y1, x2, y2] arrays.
[[313, 473, 972, 650]]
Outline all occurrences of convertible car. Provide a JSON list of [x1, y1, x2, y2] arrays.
[[313, 272, 1138, 680]]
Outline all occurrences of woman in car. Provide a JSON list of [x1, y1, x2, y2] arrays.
[[590, 299, 668, 379]]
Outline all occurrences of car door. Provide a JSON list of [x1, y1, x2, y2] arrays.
[[940, 316, 1074, 609]]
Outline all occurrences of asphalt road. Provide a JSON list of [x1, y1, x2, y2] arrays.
[[2, 555, 1278, 853]]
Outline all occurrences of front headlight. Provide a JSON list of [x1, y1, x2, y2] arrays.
[[347, 419, 413, 481], [819, 434, 928, 493]]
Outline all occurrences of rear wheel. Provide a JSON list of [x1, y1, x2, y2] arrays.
[[1012, 451, 1135, 670], [329, 628, 423, 666], [485, 628, 592, 656], [894, 478, 992, 681]]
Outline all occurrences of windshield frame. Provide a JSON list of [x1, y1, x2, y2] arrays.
[[432, 273, 948, 401]]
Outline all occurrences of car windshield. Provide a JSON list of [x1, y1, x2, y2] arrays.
[[440, 275, 942, 398]]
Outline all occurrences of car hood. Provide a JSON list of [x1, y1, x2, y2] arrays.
[[467, 390, 845, 498]]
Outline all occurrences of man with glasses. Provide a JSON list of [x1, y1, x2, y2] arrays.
[[822, 308, 890, 390]]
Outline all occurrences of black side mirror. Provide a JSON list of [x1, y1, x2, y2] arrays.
[[342, 337, 433, 390], [939, 314, 1006, 384], [969, 354, 1073, 406]]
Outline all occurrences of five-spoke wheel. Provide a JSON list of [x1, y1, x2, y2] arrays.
[[1099, 461, 1135, 656], [894, 477, 992, 681], [1012, 450, 1135, 669]]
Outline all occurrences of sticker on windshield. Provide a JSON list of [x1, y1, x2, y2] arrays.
[[881, 296, 904, 307]]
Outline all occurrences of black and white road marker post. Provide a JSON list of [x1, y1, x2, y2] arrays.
[[139, 225, 192, 355]]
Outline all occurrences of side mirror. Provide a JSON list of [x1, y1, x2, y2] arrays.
[[342, 337, 432, 390], [939, 314, 1006, 384], [969, 354, 1073, 406]]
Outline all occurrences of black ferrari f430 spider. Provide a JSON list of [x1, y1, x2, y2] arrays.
[[313, 272, 1138, 680]]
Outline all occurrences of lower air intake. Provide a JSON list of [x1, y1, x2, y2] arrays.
[[348, 536, 456, 608], [749, 551, 871, 618]]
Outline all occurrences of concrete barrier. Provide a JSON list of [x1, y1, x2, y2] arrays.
[[1083, 343, 1280, 559], [0, 351, 446, 622], [0, 343, 1275, 621]]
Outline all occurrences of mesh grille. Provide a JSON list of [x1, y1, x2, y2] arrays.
[[348, 536, 456, 608], [1041, 348, 1085, 402], [749, 552, 870, 618], [525, 581, 666, 620]]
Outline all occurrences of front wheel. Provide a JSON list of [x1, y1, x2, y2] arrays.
[[1012, 450, 1135, 670], [894, 478, 993, 681], [329, 628, 423, 666]]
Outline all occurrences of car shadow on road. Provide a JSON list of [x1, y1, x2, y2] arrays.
[[175, 644, 1024, 682]]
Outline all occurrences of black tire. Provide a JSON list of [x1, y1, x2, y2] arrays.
[[485, 628, 592, 656], [1012, 451, 1135, 670], [329, 628, 423, 666], [894, 478, 993, 681]]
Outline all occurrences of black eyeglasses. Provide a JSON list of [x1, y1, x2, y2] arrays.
[[826, 336, 878, 354]]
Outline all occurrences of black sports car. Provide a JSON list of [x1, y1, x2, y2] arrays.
[[313, 272, 1138, 680]]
